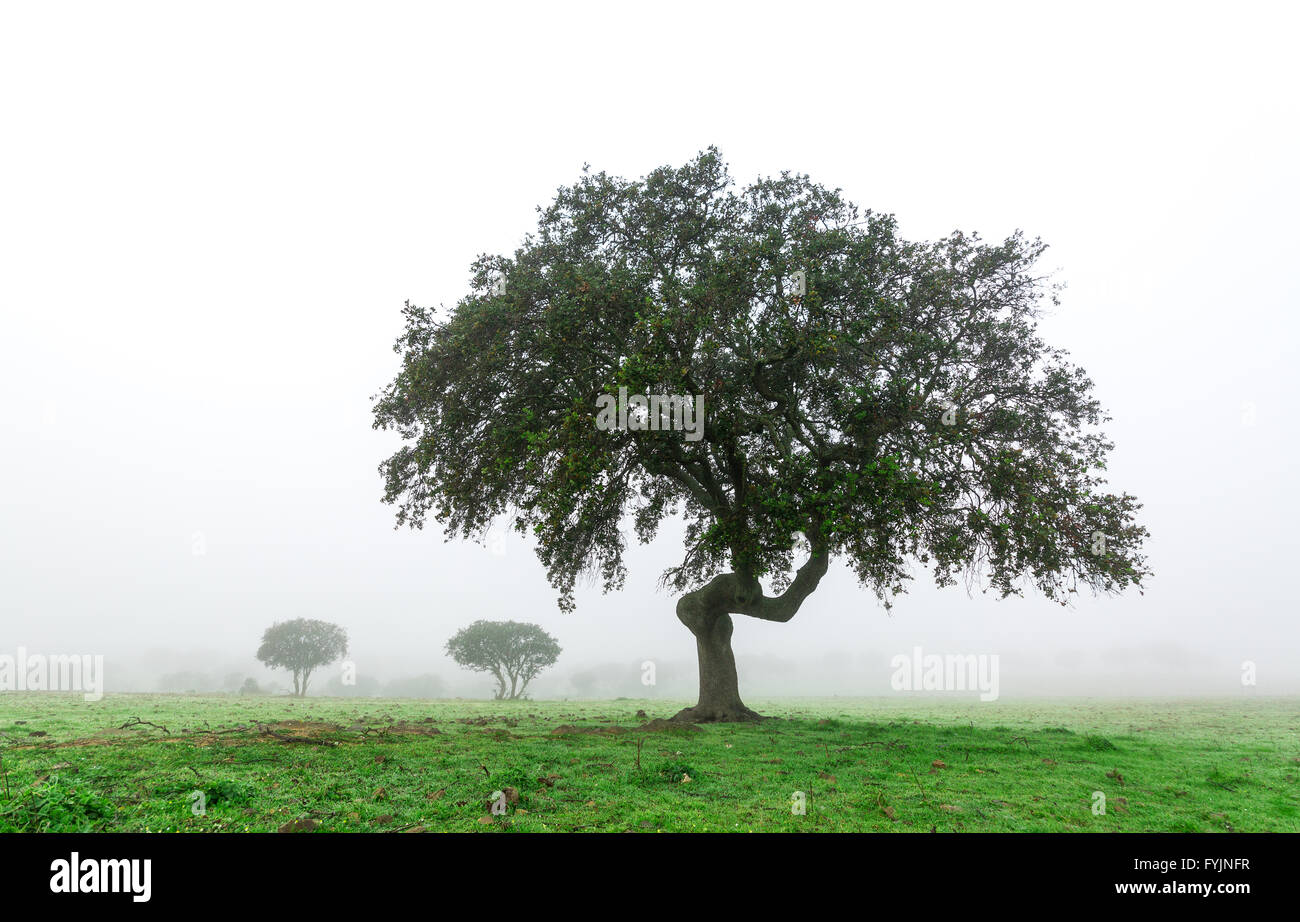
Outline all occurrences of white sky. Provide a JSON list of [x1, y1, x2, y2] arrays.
[[2, 1, 1297, 698]]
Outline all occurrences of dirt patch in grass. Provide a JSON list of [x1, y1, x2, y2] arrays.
[[384, 724, 443, 737], [635, 719, 702, 733]]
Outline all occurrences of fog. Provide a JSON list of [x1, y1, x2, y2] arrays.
[[2, 2, 1297, 701]]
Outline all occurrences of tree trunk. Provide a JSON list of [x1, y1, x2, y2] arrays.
[[669, 545, 830, 724], [672, 606, 761, 723]]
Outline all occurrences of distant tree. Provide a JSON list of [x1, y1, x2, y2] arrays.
[[255, 619, 348, 697], [445, 621, 561, 700], [239, 677, 262, 696]]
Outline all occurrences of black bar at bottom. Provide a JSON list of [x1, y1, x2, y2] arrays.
[[0, 832, 1286, 907]]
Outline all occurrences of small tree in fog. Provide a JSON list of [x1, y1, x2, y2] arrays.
[[445, 621, 560, 700], [255, 618, 348, 697]]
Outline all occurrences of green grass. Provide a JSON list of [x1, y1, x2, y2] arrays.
[[0, 693, 1296, 832]]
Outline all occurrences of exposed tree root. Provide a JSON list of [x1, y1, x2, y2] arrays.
[[670, 704, 764, 724]]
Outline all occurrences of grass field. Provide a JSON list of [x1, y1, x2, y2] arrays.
[[0, 693, 1295, 832]]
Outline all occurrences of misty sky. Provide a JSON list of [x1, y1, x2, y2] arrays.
[[2, 2, 1297, 698]]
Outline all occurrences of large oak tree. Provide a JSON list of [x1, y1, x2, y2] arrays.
[[373, 148, 1149, 722]]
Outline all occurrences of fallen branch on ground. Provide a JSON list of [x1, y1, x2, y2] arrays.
[[118, 717, 170, 734]]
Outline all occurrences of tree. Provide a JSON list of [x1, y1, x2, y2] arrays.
[[255, 619, 348, 697], [374, 148, 1150, 722], [444, 621, 561, 700]]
